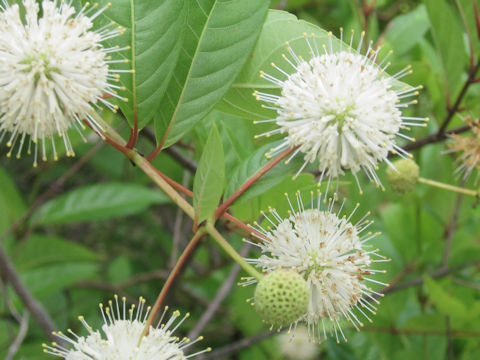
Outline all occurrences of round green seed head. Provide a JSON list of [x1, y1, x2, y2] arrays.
[[254, 269, 309, 327], [386, 158, 419, 194]]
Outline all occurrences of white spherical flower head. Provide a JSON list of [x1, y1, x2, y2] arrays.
[[254, 31, 427, 192], [279, 325, 320, 360], [43, 296, 211, 360], [0, 0, 128, 165], [247, 192, 389, 342]]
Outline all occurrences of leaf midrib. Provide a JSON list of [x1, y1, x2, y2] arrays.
[[162, 0, 218, 141], [129, 0, 138, 111]]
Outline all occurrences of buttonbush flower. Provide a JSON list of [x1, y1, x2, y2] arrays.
[[43, 296, 211, 359], [246, 192, 389, 342], [0, 0, 128, 165], [447, 117, 480, 183], [254, 30, 427, 192], [279, 325, 320, 360]]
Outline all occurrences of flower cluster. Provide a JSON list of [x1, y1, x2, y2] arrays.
[[43, 296, 210, 360], [447, 117, 480, 183], [247, 192, 388, 342], [254, 31, 427, 191], [279, 325, 320, 360], [0, 0, 128, 165]]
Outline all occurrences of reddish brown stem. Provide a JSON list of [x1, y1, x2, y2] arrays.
[[439, 60, 480, 134], [104, 135, 130, 156], [456, 0, 475, 73], [154, 170, 193, 198], [214, 147, 296, 219], [146, 138, 166, 162], [146, 121, 173, 162], [125, 96, 139, 149], [141, 229, 206, 337], [82, 119, 130, 156], [474, 1, 480, 40], [223, 213, 266, 241]]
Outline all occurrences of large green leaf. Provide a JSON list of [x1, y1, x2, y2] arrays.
[[94, 0, 186, 128], [20, 263, 98, 299], [0, 168, 26, 233], [424, 277, 469, 322], [224, 142, 301, 201], [424, 0, 468, 96], [13, 234, 101, 271], [154, 0, 269, 147], [30, 183, 169, 225], [193, 124, 225, 223], [384, 5, 430, 56], [457, 0, 480, 59]]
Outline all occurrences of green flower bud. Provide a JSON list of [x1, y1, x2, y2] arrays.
[[386, 158, 419, 194], [254, 269, 309, 327]]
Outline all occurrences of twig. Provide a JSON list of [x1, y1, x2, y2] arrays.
[[188, 244, 251, 341], [438, 60, 480, 134], [276, 0, 288, 10], [214, 147, 296, 219], [360, 325, 480, 338], [141, 229, 207, 337], [445, 316, 454, 360], [418, 177, 476, 197], [0, 140, 105, 243], [0, 243, 57, 341], [382, 259, 480, 296], [170, 170, 191, 268], [361, 0, 376, 47], [451, 277, 480, 290], [197, 331, 277, 360], [165, 146, 198, 173], [5, 311, 29, 360], [441, 185, 465, 269], [398, 124, 470, 154]]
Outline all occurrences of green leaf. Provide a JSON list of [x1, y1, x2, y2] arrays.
[[424, 276, 468, 321], [13, 234, 101, 271], [193, 124, 225, 222], [457, 0, 480, 59], [30, 183, 170, 225], [20, 263, 98, 298], [0, 168, 26, 233], [424, 0, 468, 95], [384, 5, 430, 56], [95, 0, 186, 128], [219, 117, 255, 173], [154, 0, 269, 147], [225, 142, 300, 201], [230, 173, 319, 222]]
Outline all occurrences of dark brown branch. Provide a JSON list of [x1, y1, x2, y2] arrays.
[[188, 244, 251, 341], [398, 124, 471, 154], [0, 243, 57, 342], [0, 140, 105, 243], [214, 147, 296, 219], [361, 325, 480, 338], [382, 259, 480, 296], [442, 184, 465, 269], [5, 311, 29, 360], [439, 60, 480, 134], [0, 142, 105, 344], [142, 127, 198, 173]]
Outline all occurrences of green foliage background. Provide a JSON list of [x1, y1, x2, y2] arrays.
[[1, 0, 480, 359]]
